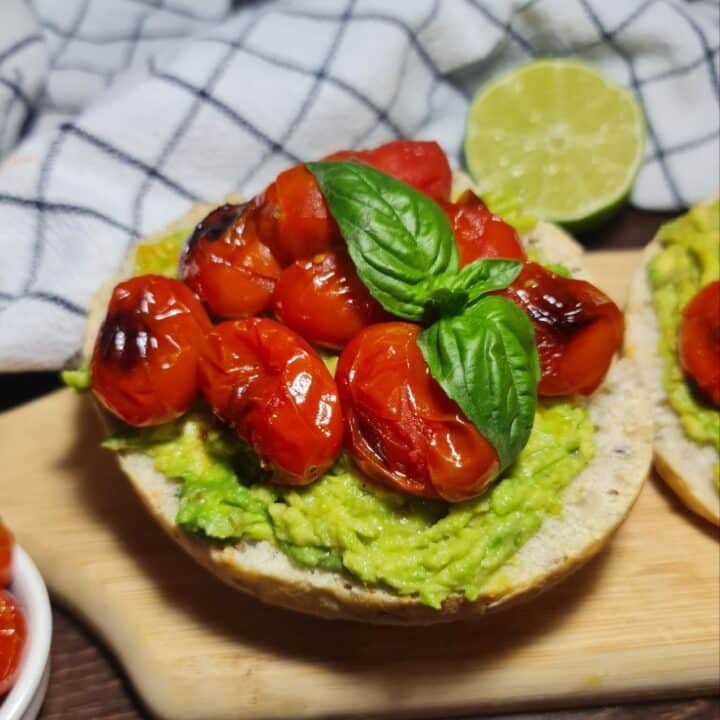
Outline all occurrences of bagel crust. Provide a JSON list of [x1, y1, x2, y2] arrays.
[[625, 240, 719, 526], [86, 187, 653, 623]]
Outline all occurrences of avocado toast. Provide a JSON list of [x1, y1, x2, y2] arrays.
[[626, 198, 720, 525], [78, 163, 653, 624]]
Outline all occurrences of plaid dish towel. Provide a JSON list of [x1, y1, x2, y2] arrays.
[[0, 0, 718, 371]]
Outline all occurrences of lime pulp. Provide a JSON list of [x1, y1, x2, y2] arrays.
[[464, 59, 645, 231]]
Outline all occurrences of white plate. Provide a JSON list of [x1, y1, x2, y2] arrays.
[[0, 547, 52, 720]]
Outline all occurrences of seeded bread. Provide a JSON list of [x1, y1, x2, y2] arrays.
[[625, 240, 719, 526], [85, 182, 653, 623]]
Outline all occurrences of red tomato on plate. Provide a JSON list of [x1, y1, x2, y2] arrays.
[[325, 139, 452, 202], [179, 203, 282, 319], [336, 322, 499, 502], [0, 520, 12, 588], [252, 140, 453, 265], [442, 190, 526, 266], [679, 280, 720, 405], [272, 251, 390, 350], [198, 318, 344, 485], [91, 275, 211, 426], [0, 590, 27, 696], [253, 164, 342, 266]]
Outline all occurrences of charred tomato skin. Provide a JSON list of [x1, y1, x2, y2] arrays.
[[0, 519, 12, 588], [91, 274, 211, 426], [272, 250, 391, 350], [198, 318, 344, 485], [0, 589, 27, 696], [500, 262, 624, 397], [441, 190, 526, 266], [336, 322, 499, 502], [179, 203, 282, 319], [679, 280, 720, 406]]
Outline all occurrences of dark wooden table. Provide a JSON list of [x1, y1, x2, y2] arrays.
[[2, 207, 719, 720]]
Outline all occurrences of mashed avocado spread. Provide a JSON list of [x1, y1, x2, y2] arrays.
[[133, 227, 190, 277], [97, 224, 597, 609], [107, 402, 593, 608], [647, 199, 719, 455]]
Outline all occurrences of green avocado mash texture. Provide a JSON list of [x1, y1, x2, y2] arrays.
[[107, 403, 593, 608], [647, 199, 719, 456], [133, 227, 191, 277], [99, 223, 597, 609]]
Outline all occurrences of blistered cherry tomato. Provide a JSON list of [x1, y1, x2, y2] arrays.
[[325, 140, 452, 202], [0, 519, 12, 588], [179, 203, 282, 319], [442, 190, 526, 266], [253, 165, 341, 266], [272, 251, 390, 350], [336, 322, 499, 502], [252, 141, 453, 265], [198, 318, 344, 484], [91, 275, 211, 426], [679, 280, 720, 406], [0, 590, 27, 696], [500, 263, 623, 397]]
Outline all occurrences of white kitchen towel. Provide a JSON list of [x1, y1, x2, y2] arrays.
[[0, 0, 718, 371]]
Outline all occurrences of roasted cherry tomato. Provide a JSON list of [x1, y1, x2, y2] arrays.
[[325, 139, 452, 202], [179, 203, 282, 319], [336, 322, 499, 502], [500, 262, 623, 397], [0, 519, 12, 588], [91, 275, 212, 426], [198, 318, 344, 485], [272, 251, 390, 350], [252, 141, 453, 264], [253, 164, 341, 266], [0, 590, 27, 696], [679, 280, 720, 406], [442, 190, 526, 266]]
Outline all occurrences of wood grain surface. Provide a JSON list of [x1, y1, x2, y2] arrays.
[[42, 610, 720, 720], [3, 376, 720, 720], [1, 209, 718, 720]]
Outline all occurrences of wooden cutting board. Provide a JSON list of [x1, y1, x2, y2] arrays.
[[0, 250, 718, 720]]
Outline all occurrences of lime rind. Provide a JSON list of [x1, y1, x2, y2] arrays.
[[464, 59, 645, 229]]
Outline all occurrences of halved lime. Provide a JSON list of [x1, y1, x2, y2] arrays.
[[464, 60, 645, 231]]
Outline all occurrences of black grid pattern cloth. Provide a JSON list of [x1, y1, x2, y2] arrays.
[[0, 0, 718, 370]]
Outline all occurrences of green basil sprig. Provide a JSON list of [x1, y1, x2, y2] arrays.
[[308, 160, 523, 321], [306, 161, 456, 320], [427, 258, 523, 317], [307, 160, 538, 471], [417, 296, 540, 470]]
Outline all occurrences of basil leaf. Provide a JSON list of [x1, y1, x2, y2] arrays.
[[307, 161, 458, 321], [417, 295, 540, 470], [310, 160, 538, 465], [426, 258, 522, 317], [452, 258, 523, 302]]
